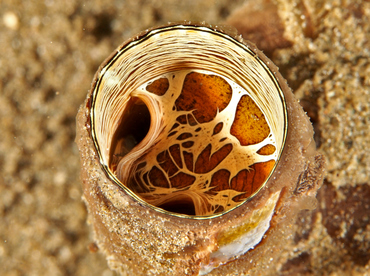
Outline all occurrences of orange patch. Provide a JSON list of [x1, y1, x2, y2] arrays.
[[230, 95, 270, 146], [146, 77, 169, 96], [175, 72, 232, 123], [231, 160, 276, 201], [194, 144, 233, 174], [257, 144, 276, 155]]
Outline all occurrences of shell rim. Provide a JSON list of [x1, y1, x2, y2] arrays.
[[89, 23, 288, 220]]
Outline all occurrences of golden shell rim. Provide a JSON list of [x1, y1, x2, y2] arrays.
[[89, 23, 288, 220]]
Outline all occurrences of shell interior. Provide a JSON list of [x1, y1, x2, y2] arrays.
[[90, 25, 287, 218]]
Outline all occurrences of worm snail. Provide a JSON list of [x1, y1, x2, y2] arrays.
[[76, 23, 325, 275]]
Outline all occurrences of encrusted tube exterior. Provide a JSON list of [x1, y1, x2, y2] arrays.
[[76, 23, 325, 276]]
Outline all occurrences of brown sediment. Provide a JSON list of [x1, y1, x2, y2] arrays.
[[225, 0, 293, 57], [3, 0, 370, 275]]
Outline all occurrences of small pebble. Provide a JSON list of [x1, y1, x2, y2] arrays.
[[3, 11, 19, 30]]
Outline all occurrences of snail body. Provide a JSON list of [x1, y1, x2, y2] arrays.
[[76, 23, 325, 275]]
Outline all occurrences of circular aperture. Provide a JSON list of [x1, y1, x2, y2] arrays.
[[90, 25, 287, 218]]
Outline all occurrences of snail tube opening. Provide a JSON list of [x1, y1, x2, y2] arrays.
[[90, 25, 287, 217]]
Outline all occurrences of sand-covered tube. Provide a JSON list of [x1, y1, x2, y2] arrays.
[[76, 22, 325, 275]]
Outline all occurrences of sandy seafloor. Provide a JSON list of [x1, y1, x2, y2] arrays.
[[0, 0, 369, 275]]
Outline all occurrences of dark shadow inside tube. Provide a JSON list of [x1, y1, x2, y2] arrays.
[[109, 97, 151, 170]]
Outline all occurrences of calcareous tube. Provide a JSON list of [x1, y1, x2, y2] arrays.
[[76, 23, 325, 275]]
